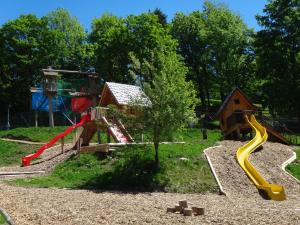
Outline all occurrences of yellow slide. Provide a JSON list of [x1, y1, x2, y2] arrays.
[[236, 114, 286, 201]]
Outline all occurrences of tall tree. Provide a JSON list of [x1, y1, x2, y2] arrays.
[[90, 14, 130, 85], [130, 51, 198, 167], [172, 1, 254, 107], [0, 15, 52, 112], [46, 8, 93, 70], [152, 8, 167, 26], [90, 12, 176, 85], [255, 0, 300, 118]]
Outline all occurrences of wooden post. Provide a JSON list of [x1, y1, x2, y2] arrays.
[[48, 95, 54, 128], [77, 137, 82, 154], [107, 127, 111, 143], [35, 110, 38, 128], [61, 136, 64, 153], [97, 125, 101, 144], [141, 133, 144, 143]]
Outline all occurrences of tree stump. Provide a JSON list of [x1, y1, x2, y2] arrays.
[[183, 208, 192, 216], [192, 207, 205, 215], [167, 207, 176, 213], [174, 204, 182, 213], [178, 200, 188, 208]]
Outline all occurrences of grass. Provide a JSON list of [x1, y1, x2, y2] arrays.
[[0, 140, 39, 166], [0, 213, 6, 225], [0, 126, 71, 142], [286, 148, 300, 180], [10, 128, 222, 193]]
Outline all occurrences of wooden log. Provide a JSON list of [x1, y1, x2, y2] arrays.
[[174, 204, 182, 213], [183, 208, 192, 216], [179, 200, 188, 208], [166, 207, 176, 213], [61, 137, 64, 153], [192, 207, 205, 216]]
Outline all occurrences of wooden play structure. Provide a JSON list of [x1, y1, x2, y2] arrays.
[[22, 81, 149, 166], [217, 87, 290, 144]]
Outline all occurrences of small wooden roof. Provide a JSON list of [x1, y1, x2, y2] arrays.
[[216, 87, 257, 118], [100, 82, 150, 106]]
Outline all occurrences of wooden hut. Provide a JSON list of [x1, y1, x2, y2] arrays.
[[217, 88, 257, 138], [99, 82, 150, 116]]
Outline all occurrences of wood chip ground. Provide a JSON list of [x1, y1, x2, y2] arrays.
[[0, 141, 299, 224]]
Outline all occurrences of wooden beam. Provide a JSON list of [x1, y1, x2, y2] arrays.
[[80, 144, 110, 153]]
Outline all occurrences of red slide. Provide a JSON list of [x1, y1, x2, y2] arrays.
[[22, 113, 91, 167]]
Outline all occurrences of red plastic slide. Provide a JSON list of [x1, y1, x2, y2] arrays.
[[22, 113, 91, 167]]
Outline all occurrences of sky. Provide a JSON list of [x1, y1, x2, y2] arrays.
[[0, 0, 268, 31]]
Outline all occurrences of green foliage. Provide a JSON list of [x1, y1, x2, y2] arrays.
[[255, 0, 300, 117], [90, 12, 177, 85], [10, 129, 221, 193], [171, 1, 255, 106], [0, 9, 93, 114], [129, 50, 198, 166], [46, 8, 94, 69], [286, 148, 300, 180]]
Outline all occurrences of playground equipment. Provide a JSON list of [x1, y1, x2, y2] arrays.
[[22, 107, 134, 167], [236, 114, 286, 201], [31, 67, 100, 128], [22, 113, 91, 167], [217, 87, 291, 144]]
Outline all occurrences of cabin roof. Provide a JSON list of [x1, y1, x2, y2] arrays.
[[216, 87, 256, 118], [100, 82, 150, 106]]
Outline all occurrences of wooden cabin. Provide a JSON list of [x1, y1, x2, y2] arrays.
[[217, 88, 257, 138], [99, 82, 150, 116]]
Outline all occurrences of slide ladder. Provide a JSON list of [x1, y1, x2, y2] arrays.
[[101, 116, 133, 143], [236, 114, 286, 201], [22, 114, 91, 167]]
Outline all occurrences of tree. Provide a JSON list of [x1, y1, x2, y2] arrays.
[[90, 12, 176, 85], [152, 8, 167, 26], [255, 0, 300, 118], [171, 1, 254, 107], [0, 14, 51, 112], [46, 8, 93, 70], [130, 51, 198, 167], [90, 14, 131, 85], [203, 1, 255, 100], [171, 11, 210, 107]]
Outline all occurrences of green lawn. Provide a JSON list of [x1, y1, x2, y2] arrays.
[[0, 212, 7, 225], [10, 129, 222, 193], [0, 140, 40, 166], [286, 148, 300, 180], [0, 126, 71, 142]]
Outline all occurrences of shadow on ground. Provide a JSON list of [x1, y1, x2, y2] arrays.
[[79, 151, 168, 192]]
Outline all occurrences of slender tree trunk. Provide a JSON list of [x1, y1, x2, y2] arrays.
[[154, 141, 160, 168]]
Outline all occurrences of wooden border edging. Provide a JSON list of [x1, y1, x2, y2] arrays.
[[203, 145, 227, 195], [281, 150, 300, 183], [0, 171, 45, 176], [0, 138, 45, 145], [0, 207, 15, 225]]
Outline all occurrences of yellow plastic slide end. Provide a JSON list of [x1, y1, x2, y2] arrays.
[[236, 114, 286, 201]]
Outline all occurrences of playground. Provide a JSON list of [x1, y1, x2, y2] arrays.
[[1, 1, 300, 224], [0, 72, 299, 224]]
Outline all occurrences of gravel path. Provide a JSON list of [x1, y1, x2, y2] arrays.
[[0, 183, 299, 225], [0, 140, 299, 224], [0, 144, 75, 179]]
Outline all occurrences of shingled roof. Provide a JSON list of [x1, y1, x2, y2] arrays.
[[216, 87, 256, 118], [100, 82, 150, 106]]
